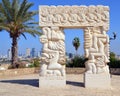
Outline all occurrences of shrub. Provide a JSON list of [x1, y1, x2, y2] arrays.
[[28, 63, 35, 68], [67, 56, 86, 67], [28, 58, 40, 68], [109, 59, 120, 68], [33, 58, 40, 67], [8, 61, 26, 69], [109, 52, 120, 68]]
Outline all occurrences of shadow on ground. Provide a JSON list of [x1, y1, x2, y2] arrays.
[[0, 79, 84, 88], [112, 73, 120, 75], [0, 79, 39, 87], [66, 81, 84, 87]]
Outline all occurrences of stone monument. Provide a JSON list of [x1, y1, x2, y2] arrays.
[[39, 5, 110, 88]]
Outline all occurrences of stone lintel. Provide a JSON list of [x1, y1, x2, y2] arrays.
[[39, 5, 109, 29]]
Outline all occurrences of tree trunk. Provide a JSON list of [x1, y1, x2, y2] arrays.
[[11, 36, 18, 68], [75, 47, 78, 56], [76, 50, 77, 56]]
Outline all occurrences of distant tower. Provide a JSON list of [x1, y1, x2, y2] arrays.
[[31, 48, 36, 58], [26, 48, 31, 58], [37, 51, 41, 57], [7, 49, 11, 60], [70, 53, 74, 58]]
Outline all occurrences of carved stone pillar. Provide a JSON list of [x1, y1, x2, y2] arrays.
[[84, 27, 93, 58], [39, 27, 66, 87], [84, 26, 111, 89]]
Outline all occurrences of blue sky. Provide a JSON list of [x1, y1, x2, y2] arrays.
[[0, 0, 120, 56]]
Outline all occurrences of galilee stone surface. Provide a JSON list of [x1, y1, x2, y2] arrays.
[[39, 27, 66, 77], [39, 26, 66, 87], [39, 5, 110, 88], [84, 26, 110, 74], [39, 5, 109, 28]]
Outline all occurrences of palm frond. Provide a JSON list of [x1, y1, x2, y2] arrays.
[[11, 0, 20, 21], [22, 2, 34, 16], [17, 0, 27, 18], [0, 24, 10, 31], [0, 16, 6, 22], [24, 28, 42, 37], [21, 33, 27, 39], [22, 11, 38, 22], [25, 22, 39, 25], [2, 0, 12, 21]]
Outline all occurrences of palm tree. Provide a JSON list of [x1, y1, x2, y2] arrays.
[[72, 37, 80, 55], [0, 0, 41, 68]]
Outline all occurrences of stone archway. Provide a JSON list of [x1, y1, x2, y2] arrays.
[[39, 5, 110, 89]]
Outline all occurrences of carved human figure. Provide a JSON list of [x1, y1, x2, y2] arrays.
[[68, 13, 79, 23], [61, 13, 69, 24], [89, 27, 109, 63], [95, 57, 109, 74], [42, 27, 65, 64], [85, 57, 109, 74], [101, 7, 109, 22], [53, 14, 62, 23], [85, 27, 110, 74], [40, 35, 63, 75], [40, 27, 65, 76], [86, 6, 97, 23], [84, 27, 92, 58], [85, 59, 96, 74]]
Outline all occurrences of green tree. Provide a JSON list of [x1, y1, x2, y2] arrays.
[[72, 37, 80, 55], [67, 56, 86, 68], [109, 52, 120, 68], [0, 0, 41, 68], [110, 52, 116, 61]]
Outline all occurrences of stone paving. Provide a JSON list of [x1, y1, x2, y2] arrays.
[[0, 74, 120, 96]]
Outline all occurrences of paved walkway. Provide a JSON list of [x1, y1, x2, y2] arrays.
[[0, 74, 120, 96]]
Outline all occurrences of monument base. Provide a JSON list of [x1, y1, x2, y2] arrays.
[[39, 76, 66, 88], [84, 73, 111, 89]]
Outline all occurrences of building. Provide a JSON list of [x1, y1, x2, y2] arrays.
[[26, 48, 31, 58], [31, 48, 36, 58], [37, 51, 41, 57], [7, 49, 11, 60], [116, 55, 120, 60]]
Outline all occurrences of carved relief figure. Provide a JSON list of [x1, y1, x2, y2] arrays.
[[40, 27, 65, 76], [84, 27, 110, 74], [86, 6, 97, 23], [40, 6, 109, 27]]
